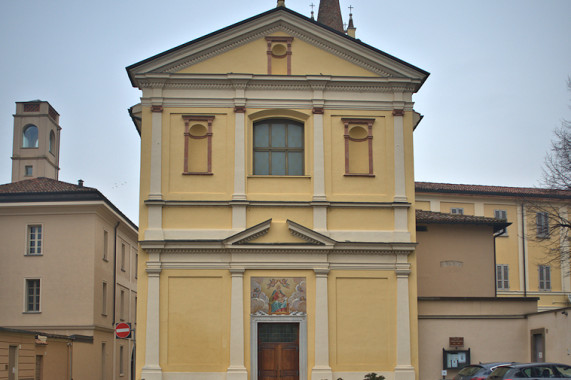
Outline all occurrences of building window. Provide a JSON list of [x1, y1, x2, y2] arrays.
[[496, 264, 509, 290], [494, 209, 507, 220], [101, 343, 106, 380], [342, 118, 375, 176], [120, 346, 125, 375], [25, 279, 40, 312], [253, 119, 304, 175], [536, 212, 549, 238], [450, 208, 464, 215], [120, 290, 125, 321], [49, 131, 55, 154], [121, 243, 126, 272], [27, 225, 42, 255], [102, 282, 107, 316], [25, 165, 33, 177], [538, 265, 551, 291], [103, 230, 109, 261], [494, 209, 508, 235], [134, 253, 138, 279], [23, 125, 39, 148]]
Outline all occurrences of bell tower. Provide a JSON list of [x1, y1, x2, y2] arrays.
[[11, 100, 61, 182]]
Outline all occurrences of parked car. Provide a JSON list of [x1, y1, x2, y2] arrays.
[[453, 363, 514, 380], [487, 363, 571, 380]]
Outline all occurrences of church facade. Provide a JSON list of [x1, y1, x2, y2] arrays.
[[127, 2, 428, 380]]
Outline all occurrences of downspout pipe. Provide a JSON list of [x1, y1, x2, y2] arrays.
[[112, 221, 120, 325], [521, 203, 527, 297], [493, 227, 507, 298]]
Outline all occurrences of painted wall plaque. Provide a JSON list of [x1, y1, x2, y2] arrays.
[[251, 277, 306, 315]]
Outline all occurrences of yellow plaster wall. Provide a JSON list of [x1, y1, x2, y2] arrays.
[[165, 109, 234, 200], [415, 201, 430, 211], [328, 208, 393, 231], [325, 112, 394, 202], [328, 270, 397, 371], [178, 34, 379, 77], [441, 202, 475, 215], [163, 206, 232, 230], [484, 203, 520, 291], [159, 270, 231, 372], [247, 207, 313, 243]]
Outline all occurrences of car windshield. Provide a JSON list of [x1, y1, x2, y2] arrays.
[[554, 365, 571, 378], [489, 367, 510, 379], [458, 366, 482, 376]]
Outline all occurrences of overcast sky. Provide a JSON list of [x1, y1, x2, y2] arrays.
[[0, 0, 569, 224]]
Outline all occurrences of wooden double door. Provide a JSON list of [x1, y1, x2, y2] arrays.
[[258, 323, 299, 380]]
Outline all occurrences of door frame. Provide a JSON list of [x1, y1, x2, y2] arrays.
[[251, 315, 307, 380]]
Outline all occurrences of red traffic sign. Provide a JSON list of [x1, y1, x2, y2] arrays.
[[115, 322, 131, 339]]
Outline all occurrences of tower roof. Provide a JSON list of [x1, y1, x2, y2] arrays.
[[317, 0, 344, 32]]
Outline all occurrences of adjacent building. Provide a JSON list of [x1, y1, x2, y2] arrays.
[[416, 182, 571, 310], [0, 100, 138, 380]]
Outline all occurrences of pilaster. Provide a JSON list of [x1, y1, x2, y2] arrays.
[[227, 268, 248, 380], [142, 255, 162, 380], [393, 109, 407, 203], [394, 267, 415, 380], [312, 268, 332, 380]]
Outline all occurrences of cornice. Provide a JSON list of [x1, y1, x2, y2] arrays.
[[139, 245, 415, 255], [144, 199, 410, 208]]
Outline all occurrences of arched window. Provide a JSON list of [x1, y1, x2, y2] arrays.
[[23, 125, 39, 148], [253, 119, 304, 175], [49, 130, 55, 154]]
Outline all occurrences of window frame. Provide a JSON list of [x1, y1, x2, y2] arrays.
[[253, 118, 305, 176], [25, 278, 41, 313], [22, 124, 39, 148], [450, 208, 464, 215], [496, 264, 509, 290], [538, 265, 551, 291], [342, 118, 375, 177], [102, 282, 108, 316], [121, 243, 126, 272], [494, 209, 508, 236], [536, 212, 549, 238], [26, 224, 43, 256], [49, 130, 56, 154]]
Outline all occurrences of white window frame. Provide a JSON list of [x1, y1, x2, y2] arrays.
[[26, 224, 43, 256], [538, 265, 551, 291], [24, 278, 41, 313], [496, 264, 509, 290], [450, 207, 464, 215], [536, 212, 549, 238]]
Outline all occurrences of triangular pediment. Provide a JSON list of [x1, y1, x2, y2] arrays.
[[223, 219, 336, 246], [127, 7, 428, 85]]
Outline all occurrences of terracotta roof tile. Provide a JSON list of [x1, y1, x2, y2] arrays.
[[0, 177, 95, 194], [415, 181, 571, 199], [416, 209, 509, 233]]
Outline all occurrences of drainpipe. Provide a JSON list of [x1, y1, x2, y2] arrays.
[[112, 221, 120, 325], [67, 340, 73, 380], [521, 203, 527, 297], [493, 227, 507, 298], [113, 221, 120, 380]]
